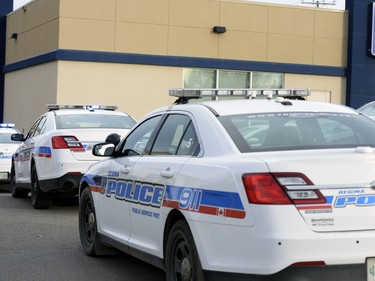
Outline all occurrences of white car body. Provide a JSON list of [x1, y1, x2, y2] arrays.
[[79, 91, 375, 281], [11, 105, 136, 209], [0, 125, 21, 184]]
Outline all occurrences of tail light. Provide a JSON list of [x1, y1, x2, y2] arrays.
[[52, 136, 85, 152], [242, 173, 325, 205]]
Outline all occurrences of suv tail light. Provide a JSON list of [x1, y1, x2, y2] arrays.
[[52, 136, 85, 152], [242, 173, 325, 205]]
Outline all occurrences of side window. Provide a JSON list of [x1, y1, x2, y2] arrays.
[[33, 116, 47, 137], [26, 117, 43, 139], [122, 115, 162, 155], [176, 123, 199, 156], [151, 114, 199, 156]]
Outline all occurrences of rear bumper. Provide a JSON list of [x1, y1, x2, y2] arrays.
[[205, 264, 366, 281], [39, 173, 83, 193]]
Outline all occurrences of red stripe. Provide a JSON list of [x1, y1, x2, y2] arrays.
[[163, 200, 246, 219], [297, 205, 332, 210]]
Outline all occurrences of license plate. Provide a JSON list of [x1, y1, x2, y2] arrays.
[[367, 257, 375, 281], [0, 172, 9, 180]]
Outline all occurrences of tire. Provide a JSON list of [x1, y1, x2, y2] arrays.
[[10, 165, 29, 198], [31, 165, 52, 209], [165, 220, 205, 281], [79, 186, 99, 256]]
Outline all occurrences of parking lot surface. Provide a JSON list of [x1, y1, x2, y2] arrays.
[[0, 191, 165, 281]]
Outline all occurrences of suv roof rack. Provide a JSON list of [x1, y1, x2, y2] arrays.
[[169, 88, 310, 104], [46, 104, 118, 111]]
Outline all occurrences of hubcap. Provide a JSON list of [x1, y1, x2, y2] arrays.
[[88, 212, 95, 229], [181, 257, 192, 281]]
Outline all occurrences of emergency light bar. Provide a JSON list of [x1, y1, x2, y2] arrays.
[[169, 88, 310, 101], [0, 123, 15, 128], [46, 104, 117, 111]]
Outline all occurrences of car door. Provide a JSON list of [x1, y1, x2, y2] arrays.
[[97, 115, 163, 243], [127, 113, 200, 257], [15, 116, 47, 183]]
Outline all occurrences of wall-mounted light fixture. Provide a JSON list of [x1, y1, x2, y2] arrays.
[[11, 33, 18, 40], [212, 26, 226, 34]]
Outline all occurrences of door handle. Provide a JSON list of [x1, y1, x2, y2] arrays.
[[160, 168, 174, 178]]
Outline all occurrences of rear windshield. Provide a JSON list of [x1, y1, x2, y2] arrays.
[[0, 133, 20, 143], [56, 114, 136, 129], [219, 112, 375, 152]]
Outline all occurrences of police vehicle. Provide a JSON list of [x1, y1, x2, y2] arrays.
[[10, 105, 136, 209], [79, 89, 375, 281], [0, 123, 21, 188]]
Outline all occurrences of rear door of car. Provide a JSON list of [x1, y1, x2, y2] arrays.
[[128, 113, 200, 256]]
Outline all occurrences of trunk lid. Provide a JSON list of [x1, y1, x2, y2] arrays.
[[254, 148, 375, 232]]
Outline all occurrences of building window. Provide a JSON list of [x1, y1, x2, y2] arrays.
[[183, 68, 284, 89], [183, 69, 216, 88], [218, 70, 250, 89], [251, 72, 283, 89]]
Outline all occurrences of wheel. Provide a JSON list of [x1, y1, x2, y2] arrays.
[[10, 164, 29, 198], [79, 186, 98, 256], [165, 220, 205, 281], [31, 165, 52, 209]]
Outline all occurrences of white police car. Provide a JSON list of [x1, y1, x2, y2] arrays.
[[10, 105, 136, 209], [0, 123, 21, 187], [79, 89, 375, 281]]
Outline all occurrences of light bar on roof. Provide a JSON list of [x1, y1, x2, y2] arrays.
[[0, 123, 15, 128], [46, 104, 117, 111], [169, 88, 310, 99]]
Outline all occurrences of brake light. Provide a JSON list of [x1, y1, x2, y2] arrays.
[[242, 173, 326, 205], [242, 174, 292, 204], [52, 136, 85, 152]]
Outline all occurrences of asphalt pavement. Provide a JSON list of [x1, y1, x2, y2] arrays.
[[0, 190, 166, 281]]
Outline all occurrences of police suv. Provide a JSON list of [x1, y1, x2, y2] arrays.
[[11, 105, 136, 209], [79, 89, 375, 281]]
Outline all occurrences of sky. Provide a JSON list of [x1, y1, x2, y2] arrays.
[[13, 0, 345, 11]]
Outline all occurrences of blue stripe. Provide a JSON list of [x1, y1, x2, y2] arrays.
[[2, 49, 346, 77], [165, 185, 244, 210]]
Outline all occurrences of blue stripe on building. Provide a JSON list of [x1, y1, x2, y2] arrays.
[[3, 49, 346, 77]]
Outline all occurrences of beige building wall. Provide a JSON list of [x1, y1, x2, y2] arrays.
[[6, 0, 348, 66], [56, 61, 182, 120], [4, 0, 348, 131], [4, 62, 58, 133]]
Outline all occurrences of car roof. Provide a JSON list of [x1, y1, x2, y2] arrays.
[[167, 98, 358, 116]]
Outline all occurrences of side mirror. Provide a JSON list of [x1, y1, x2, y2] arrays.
[[11, 133, 24, 142], [93, 143, 115, 157]]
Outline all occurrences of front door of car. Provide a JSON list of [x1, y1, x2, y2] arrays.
[[15, 116, 46, 183], [128, 113, 201, 256], [97, 115, 163, 244]]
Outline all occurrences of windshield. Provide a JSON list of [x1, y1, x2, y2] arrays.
[[219, 112, 375, 152], [56, 114, 136, 129]]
